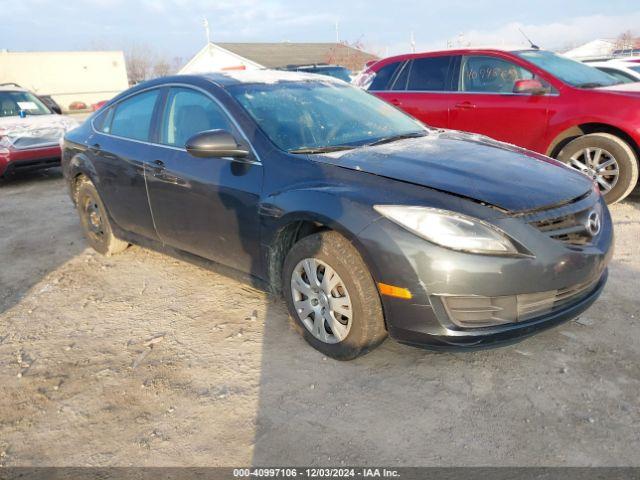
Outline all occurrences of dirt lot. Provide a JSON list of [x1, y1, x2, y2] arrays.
[[0, 169, 639, 467]]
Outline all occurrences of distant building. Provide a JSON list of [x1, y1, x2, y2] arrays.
[[179, 42, 378, 74], [0, 50, 129, 111]]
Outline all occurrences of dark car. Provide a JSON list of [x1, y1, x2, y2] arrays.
[[62, 71, 612, 359], [37, 95, 63, 114], [280, 64, 352, 82]]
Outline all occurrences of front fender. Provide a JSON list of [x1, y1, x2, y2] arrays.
[[259, 185, 383, 292], [261, 185, 381, 247]]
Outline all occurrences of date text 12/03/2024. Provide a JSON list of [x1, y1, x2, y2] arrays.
[[232, 468, 400, 478]]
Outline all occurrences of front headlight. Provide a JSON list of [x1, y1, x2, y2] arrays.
[[374, 205, 520, 255]]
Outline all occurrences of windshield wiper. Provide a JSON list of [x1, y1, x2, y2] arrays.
[[576, 82, 605, 88], [367, 131, 428, 146], [288, 145, 355, 154]]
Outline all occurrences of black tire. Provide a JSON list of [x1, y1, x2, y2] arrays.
[[557, 133, 639, 204], [76, 178, 129, 256], [282, 231, 387, 360]]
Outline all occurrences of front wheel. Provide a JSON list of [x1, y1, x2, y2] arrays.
[[557, 133, 638, 204], [282, 231, 387, 360]]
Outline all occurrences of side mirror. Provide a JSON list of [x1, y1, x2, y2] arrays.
[[185, 130, 250, 159], [513, 79, 547, 95]]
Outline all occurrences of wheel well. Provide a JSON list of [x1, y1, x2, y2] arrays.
[[267, 220, 330, 294], [547, 123, 640, 159], [71, 173, 90, 205]]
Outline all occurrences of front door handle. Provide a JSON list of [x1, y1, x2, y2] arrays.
[[454, 101, 476, 110], [389, 98, 402, 106], [150, 160, 186, 186], [151, 159, 166, 176]]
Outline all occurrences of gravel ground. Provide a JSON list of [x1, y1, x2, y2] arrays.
[[0, 169, 638, 467]]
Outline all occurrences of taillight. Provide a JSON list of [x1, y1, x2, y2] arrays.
[[353, 69, 375, 89]]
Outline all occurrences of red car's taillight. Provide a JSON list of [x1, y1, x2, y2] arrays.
[[353, 69, 375, 89]]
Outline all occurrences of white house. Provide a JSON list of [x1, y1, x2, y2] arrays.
[[179, 42, 378, 74]]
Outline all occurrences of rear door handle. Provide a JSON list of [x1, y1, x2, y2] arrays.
[[153, 159, 165, 167], [454, 101, 476, 110], [389, 98, 402, 106]]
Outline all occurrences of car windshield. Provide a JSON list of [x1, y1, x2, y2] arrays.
[[228, 81, 425, 152], [0, 91, 51, 117], [629, 65, 640, 74], [516, 50, 621, 88]]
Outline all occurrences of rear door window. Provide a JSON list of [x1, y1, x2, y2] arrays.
[[390, 62, 411, 90], [109, 89, 161, 142], [93, 106, 115, 133], [369, 62, 402, 91], [406, 56, 454, 91]]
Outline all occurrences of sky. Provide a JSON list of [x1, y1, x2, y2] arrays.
[[2, 0, 639, 62]]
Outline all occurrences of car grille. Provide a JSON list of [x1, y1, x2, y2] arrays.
[[516, 275, 601, 321], [518, 190, 601, 248], [530, 209, 594, 245]]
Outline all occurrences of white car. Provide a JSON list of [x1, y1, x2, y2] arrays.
[[587, 59, 640, 83]]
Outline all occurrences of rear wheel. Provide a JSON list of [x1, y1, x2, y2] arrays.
[[76, 179, 129, 256], [282, 231, 386, 360], [557, 133, 638, 204]]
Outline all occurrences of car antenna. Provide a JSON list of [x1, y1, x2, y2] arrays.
[[518, 28, 540, 50]]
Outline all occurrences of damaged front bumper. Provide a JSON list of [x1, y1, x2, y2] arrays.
[[384, 270, 607, 350], [355, 194, 613, 351], [0, 144, 62, 176], [0, 114, 78, 176]]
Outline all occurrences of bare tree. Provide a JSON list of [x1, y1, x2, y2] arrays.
[[124, 45, 155, 85], [153, 59, 172, 78], [615, 30, 636, 55], [171, 56, 185, 74]]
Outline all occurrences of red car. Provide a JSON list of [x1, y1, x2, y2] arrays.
[[357, 48, 640, 203], [1, 84, 78, 178]]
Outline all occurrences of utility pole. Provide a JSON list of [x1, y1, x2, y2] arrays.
[[335, 21, 339, 43], [410, 31, 416, 53], [203, 17, 211, 45]]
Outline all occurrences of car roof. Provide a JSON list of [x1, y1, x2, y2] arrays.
[[589, 59, 640, 65], [587, 61, 621, 67], [0, 83, 27, 93], [367, 47, 539, 67], [199, 69, 345, 87], [107, 70, 349, 109]]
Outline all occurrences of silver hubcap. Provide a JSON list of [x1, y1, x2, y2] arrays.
[[568, 147, 619, 193], [290, 258, 352, 344]]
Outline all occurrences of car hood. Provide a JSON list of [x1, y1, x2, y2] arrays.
[[0, 114, 79, 150], [316, 130, 592, 212], [595, 82, 640, 96]]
